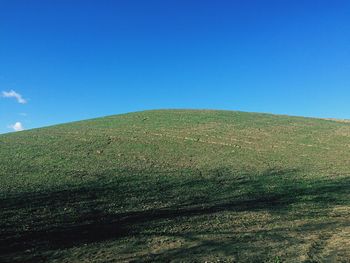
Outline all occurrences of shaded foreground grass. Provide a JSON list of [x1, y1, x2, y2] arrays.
[[1, 110, 350, 262], [1, 168, 350, 262]]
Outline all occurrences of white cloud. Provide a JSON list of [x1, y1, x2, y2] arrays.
[[1, 90, 27, 104], [9, 122, 25, 132]]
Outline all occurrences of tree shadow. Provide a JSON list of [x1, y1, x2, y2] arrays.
[[1, 167, 350, 262]]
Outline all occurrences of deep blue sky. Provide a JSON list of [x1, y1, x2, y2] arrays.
[[1, 0, 349, 133]]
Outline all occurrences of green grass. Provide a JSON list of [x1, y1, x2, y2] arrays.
[[1, 109, 350, 262]]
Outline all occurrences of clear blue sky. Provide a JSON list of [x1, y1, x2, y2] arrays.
[[1, 0, 349, 133]]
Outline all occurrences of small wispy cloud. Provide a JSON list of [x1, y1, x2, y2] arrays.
[[9, 122, 25, 132], [1, 90, 27, 104]]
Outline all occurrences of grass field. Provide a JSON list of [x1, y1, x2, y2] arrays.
[[1, 109, 350, 262]]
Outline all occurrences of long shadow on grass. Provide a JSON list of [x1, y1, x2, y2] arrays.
[[1, 168, 350, 262]]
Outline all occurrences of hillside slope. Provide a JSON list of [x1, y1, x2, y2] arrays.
[[1, 110, 350, 262]]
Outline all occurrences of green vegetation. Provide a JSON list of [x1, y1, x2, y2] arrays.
[[1, 109, 350, 262]]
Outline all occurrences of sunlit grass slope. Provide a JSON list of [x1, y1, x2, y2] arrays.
[[1, 109, 350, 262]]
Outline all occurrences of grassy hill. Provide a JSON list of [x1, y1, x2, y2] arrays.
[[1, 109, 350, 262]]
